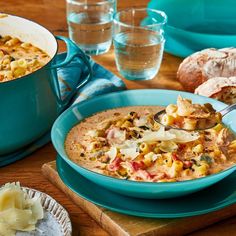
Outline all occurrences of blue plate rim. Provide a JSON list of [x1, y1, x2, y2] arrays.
[[57, 154, 236, 218]]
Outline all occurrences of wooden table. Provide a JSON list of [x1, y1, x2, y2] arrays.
[[1, 1, 236, 235]]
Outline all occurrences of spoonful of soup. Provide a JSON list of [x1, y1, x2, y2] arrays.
[[154, 96, 236, 131]]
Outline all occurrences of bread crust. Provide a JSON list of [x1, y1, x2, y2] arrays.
[[195, 77, 236, 104], [177, 48, 236, 92]]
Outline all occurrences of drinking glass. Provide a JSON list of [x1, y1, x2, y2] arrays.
[[66, 0, 116, 55], [113, 8, 167, 80]]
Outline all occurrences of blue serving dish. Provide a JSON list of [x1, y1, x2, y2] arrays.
[[148, 0, 236, 57], [51, 89, 236, 199], [57, 155, 236, 218]]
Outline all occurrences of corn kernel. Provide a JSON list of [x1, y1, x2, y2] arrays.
[[143, 153, 153, 167], [214, 148, 221, 157], [153, 122, 160, 130], [115, 120, 123, 127], [17, 58, 27, 68], [213, 123, 224, 132], [172, 160, 183, 171], [0, 50, 4, 59], [121, 120, 132, 128], [193, 144, 204, 154], [2, 58, 10, 66], [13, 67, 26, 77], [193, 164, 208, 177], [153, 146, 160, 154], [182, 169, 191, 177], [215, 112, 222, 123], [117, 167, 127, 176]]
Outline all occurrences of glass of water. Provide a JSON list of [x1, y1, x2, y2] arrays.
[[66, 0, 116, 55], [113, 8, 167, 80]]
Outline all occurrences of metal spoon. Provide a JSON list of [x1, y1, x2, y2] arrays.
[[153, 103, 236, 131]]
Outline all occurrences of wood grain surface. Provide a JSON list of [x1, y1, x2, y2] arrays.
[[1, 0, 236, 235]]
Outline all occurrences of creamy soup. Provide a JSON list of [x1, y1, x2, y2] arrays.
[[0, 35, 50, 82], [65, 104, 236, 182]]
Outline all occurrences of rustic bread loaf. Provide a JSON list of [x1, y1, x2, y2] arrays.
[[177, 48, 236, 92], [195, 77, 236, 104]]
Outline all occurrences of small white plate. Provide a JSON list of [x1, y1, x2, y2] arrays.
[[15, 187, 72, 236]]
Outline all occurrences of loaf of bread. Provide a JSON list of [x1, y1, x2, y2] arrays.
[[177, 48, 236, 92], [195, 77, 236, 104]]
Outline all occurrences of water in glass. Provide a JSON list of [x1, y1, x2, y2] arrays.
[[67, 0, 114, 55], [114, 31, 164, 80]]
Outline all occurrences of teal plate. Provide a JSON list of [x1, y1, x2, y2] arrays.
[[57, 155, 236, 218]]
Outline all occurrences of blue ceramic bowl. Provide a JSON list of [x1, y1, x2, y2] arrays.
[[148, 0, 236, 57], [51, 90, 236, 199]]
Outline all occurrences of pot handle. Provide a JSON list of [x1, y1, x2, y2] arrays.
[[51, 36, 92, 108]]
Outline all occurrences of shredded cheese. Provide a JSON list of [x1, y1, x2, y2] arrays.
[[0, 182, 43, 235]]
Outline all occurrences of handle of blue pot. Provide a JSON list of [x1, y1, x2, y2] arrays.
[[51, 36, 92, 108]]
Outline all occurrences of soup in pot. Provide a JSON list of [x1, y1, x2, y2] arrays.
[[0, 35, 50, 82]]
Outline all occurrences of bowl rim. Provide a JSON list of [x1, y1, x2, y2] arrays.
[[166, 23, 236, 38], [0, 13, 58, 85], [52, 89, 236, 186]]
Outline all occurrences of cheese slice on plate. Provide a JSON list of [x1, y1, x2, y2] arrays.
[[0, 182, 44, 234]]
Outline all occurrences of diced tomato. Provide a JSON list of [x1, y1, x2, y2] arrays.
[[178, 144, 186, 152], [172, 153, 181, 161], [148, 173, 156, 179], [131, 161, 145, 171], [107, 157, 122, 171], [183, 160, 193, 168]]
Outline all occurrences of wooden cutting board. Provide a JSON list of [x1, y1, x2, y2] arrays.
[[42, 161, 236, 236]]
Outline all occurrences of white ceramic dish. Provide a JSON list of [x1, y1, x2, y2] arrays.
[[15, 187, 72, 236]]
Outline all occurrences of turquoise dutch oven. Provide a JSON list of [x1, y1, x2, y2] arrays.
[[0, 14, 92, 155], [52, 90, 236, 199], [148, 0, 236, 57]]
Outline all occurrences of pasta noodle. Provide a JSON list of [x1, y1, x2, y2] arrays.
[[0, 35, 50, 82]]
